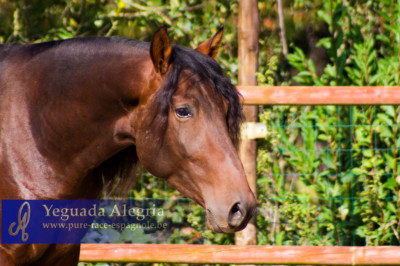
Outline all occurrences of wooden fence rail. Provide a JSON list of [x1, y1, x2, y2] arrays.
[[80, 244, 400, 265], [238, 86, 400, 105]]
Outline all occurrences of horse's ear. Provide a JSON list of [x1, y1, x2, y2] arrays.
[[195, 26, 224, 59], [150, 26, 172, 74]]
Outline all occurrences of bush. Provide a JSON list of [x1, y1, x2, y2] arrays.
[[256, 0, 400, 246]]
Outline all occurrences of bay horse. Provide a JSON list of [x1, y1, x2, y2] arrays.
[[0, 27, 256, 265]]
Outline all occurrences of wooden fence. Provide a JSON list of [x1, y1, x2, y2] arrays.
[[80, 244, 400, 265], [239, 86, 400, 105], [79, 86, 400, 265]]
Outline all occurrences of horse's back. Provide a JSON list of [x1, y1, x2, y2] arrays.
[[0, 37, 149, 63], [0, 37, 149, 99], [0, 43, 21, 60]]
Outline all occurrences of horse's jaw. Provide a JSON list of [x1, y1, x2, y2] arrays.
[[165, 172, 257, 233]]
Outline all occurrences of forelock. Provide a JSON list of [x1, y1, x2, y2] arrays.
[[151, 45, 244, 147]]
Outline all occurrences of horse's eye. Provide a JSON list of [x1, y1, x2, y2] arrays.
[[175, 107, 193, 118]]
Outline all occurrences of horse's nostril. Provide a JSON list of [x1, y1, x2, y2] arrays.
[[228, 202, 245, 228]]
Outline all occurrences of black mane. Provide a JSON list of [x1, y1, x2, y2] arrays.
[[151, 45, 244, 148]]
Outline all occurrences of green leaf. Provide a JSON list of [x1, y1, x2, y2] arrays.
[[318, 134, 329, 141], [362, 149, 373, 158], [334, 29, 344, 50], [317, 10, 331, 26], [317, 37, 332, 49], [352, 167, 366, 175], [377, 113, 393, 126], [381, 106, 396, 118]]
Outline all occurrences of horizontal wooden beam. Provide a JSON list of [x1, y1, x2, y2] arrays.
[[238, 86, 400, 105], [80, 244, 400, 265]]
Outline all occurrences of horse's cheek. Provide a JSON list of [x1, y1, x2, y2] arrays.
[[136, 137, 173, 179]]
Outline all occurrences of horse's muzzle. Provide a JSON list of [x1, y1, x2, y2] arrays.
[[206, 193, 257, 233]]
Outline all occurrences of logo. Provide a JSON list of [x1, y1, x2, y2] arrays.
[[8, 201, 30, 242], [2, 199, 168, 244]]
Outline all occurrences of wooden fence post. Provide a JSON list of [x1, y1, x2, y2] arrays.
[[235, 0, 259, 246]]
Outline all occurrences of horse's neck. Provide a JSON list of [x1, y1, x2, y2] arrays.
[[0, 45, 151, 199], [0, 85, 59, 198]]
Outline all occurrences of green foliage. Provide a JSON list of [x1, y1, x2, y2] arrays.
[[0, 0, 238, 79], [257, 104, 400, 245], [256, 0, 400, 247]]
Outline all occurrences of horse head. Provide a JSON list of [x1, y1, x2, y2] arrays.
[[134, 27, 257, 233]]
